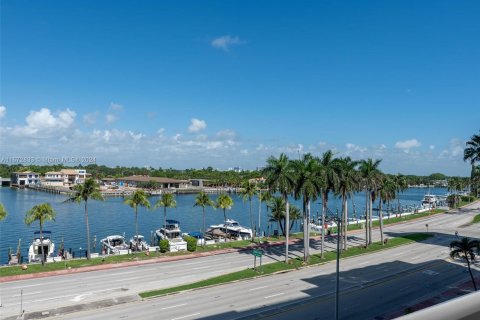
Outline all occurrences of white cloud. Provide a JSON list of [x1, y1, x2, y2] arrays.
[[395, 139, 421, 149], [211, 35, 244, 51], [216, 129, 236, 139], [110, 102, 123, 111], [83, 112, 99, 126], [157, 128, 165, 136], [8, 107, 76, 137], [106, 113, 118, 124], [346, 143, 367, 153], [0, 105, 6, 118], [188, 118, 207, 133]]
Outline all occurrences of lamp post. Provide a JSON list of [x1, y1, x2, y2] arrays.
[[326, 208, 342, 320]]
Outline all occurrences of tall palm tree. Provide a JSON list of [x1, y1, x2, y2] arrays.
[[293, 154, 322, 261], [318, 150, 339, 258], [194, 191, 214, 237], [450, 237, 479, 291], [124, 190, 150, 250], [25, 203, 56, 265], [155, 193, 177, 234], [0, 203, 7, 221], [393, 174, 408, 214], [377, 175, 395, 245], [263, 153, 295, 263], [358, 158, 382, 246], [65, 178, 104, 259], [335, 157, 359, 250], [267, 197, 302, 236], [215, 193, 234, 223], [240, 181, 258, 241], [464, 131, 480, 197]]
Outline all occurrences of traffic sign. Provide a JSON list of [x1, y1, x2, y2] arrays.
[[252, 249, 263, 257]]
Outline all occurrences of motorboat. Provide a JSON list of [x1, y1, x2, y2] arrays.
[[185, 231, 205, 246], [129, 235, 149, 251], [28, 231, 55, 263], [209, 219, 253, 240], [421, 194, 438, 209], [155, 219, 187, 252], [100, 235, 129, 255]]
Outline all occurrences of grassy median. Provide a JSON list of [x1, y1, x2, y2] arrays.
[[139, 233, 433, 299], [473, 214, 480, 224]]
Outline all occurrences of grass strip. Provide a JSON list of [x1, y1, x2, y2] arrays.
[[139, 233, 433, 299], [473, 214, 480, 224]]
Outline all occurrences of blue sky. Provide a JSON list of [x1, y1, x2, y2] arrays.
[[1, 0, 479, 175]]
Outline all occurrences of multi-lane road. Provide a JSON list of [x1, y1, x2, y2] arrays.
[[1, 202, 479, 319]]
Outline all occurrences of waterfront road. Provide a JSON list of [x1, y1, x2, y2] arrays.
[[1, 202, 479, 319]]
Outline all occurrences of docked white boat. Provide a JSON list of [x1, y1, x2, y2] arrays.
[[129, 235, 149, 251], [421, 194, 438, 209], [210, 219, 253, 240], [28, 231, 55, 263], [155, 219, 187, 252], [310, 220, 337, 233], [100, 235, 129, 255]]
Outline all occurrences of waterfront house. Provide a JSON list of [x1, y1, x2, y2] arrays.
[[116, 175, 191, 189], [60, 169, 89, 185], [11, 171, 40, 187], [43, 171, 64, 186]]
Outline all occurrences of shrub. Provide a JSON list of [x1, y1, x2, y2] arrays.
[[185, 236, 197, 252], [159, 239, 170, 253], [461, 195, 475, 202]]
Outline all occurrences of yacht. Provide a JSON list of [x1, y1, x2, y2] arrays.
[[421, 194, 438, 209], [155, 219, 187, 252], [100, 235, 129, 255], [129, 235, 149, 251], [210, 219, 253, 240], [28, 231, 55, 263]]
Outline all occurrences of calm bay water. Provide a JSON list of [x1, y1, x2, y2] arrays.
[[0, 187, 446, 264]]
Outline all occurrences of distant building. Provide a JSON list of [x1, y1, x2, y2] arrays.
[[189, 179, 208, 187], [116, 175, 191, 189], [44, 172, 64, 187], [43, 169, 90, 187], [11, 171, 40, 187]]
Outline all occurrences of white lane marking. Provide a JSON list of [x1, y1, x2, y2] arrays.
[[249, 286, 269, 291], [264, 292, 284, 299], [357, 261, 369, 266], [161, 303, 187, 310], [12, 291, 42, 297], [71, 293, 93, 302], [9, 283, 43, 290], [114, 277, 140, 282], [170, 313, 200, 320], [191, 266, 210, 270]]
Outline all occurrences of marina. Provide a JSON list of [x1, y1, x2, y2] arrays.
[[0, 186, 448, 264]]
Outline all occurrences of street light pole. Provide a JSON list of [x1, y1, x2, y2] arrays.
[[335, 215, 341, 320]]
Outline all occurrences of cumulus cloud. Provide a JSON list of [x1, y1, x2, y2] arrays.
[[110, 102, 123, 111], [346, 143, 367, 153], [83, 112, 99, 126], [0, 105, 6, 118], [105, 113, 118, 124], [395, 139, 421, 149], [8, 107, 76, 137], [216, 129, 236, 139], [211, 35, 244, 51], [188, 118, 207, 133]]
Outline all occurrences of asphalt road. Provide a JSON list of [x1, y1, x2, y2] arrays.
[[1, 202, 479, 319]]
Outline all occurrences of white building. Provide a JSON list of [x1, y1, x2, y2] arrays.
[[11, 171, 40, 187], [42, 169, 90, 187], [43, 172, 64, 187]]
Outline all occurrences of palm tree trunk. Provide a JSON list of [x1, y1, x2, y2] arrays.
[[40, 220, 44, 266], [85, 200, 91, 260], [397, 193, 400, 215], [368, 191, 373, 245], [164, 207, 167, 237], [321, 193, 326, 259], [284, 193, 289, 264], [305, 200, 311, 261], [258, 191, 262, 238], [135, 206, 139, 252], [466, 258, 478, 291], [250, 198, 254, 242], [379, 198, 384, 245], [365, 191, 368, 247]]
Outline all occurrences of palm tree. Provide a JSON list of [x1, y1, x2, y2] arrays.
[[335, 157, 359, 250], [450, 237, 479, 291], [194, 191, 214, 238], [318, 150, 339, 258], [377, 175, 395, 245], [267, 197, 301, 236], [0, 203, 7, 221], [155, 193, 177, 234], [215, 193, 234, 223], [25, 203, 56, 265], [124, 190, 150, 251], [393, 174, 408, 214], [65, 178, 104, 259], [358, 158, 382, 246], [263, 153, 295, 263], [240, 181, 258, 241], [464, 131, 480, 197], [292, 154, 322, 261]]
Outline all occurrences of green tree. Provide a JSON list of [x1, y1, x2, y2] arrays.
[[194, 191, 214, 237], [124, 190, 151, 250], [267, 197, 301, 236], [377, 175, 395, 245], [65, 178, 104, 259], [450, 237, 479, 291], [318, 150, 339, 258], [155, 193, 177, 234], [0, 203, 7, 221], [335, 157, 359, 250], [393, 174, 408, 215], [263, 153, 295, 263], [358, 158, 382, 246], [240, 181, 258, 241], [25, 203, 56, 265], [292, 154, 322, 261], [464, 130, 480, 197], [215, 193, 234, 222]]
